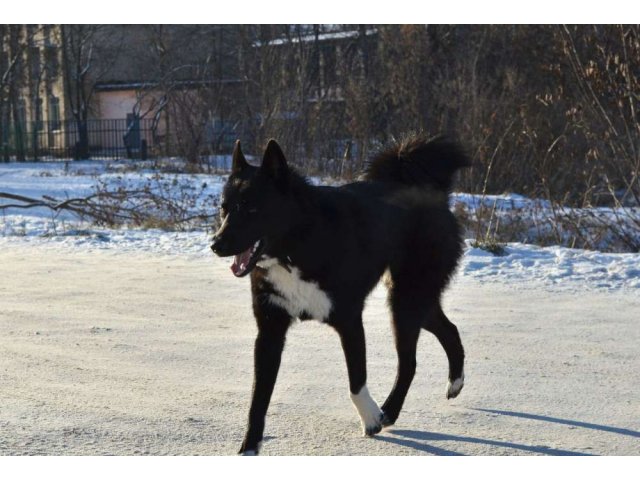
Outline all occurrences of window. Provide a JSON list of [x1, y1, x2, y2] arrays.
[[45, 45, 59, 77], [49, 96, 61, 130], [321, 45, 337, 86], [30, 47, 41, 82], [16, 99, 27, 128]]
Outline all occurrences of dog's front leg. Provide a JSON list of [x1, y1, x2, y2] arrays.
[[334, 316, 384, 437], [239, 301, 291, 455]]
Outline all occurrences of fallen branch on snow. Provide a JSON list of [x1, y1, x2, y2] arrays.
[[0, 188, 218, 231]]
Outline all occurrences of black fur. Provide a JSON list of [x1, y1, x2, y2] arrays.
[[211, 134, 469, 454], [365, 134, 471, 192]]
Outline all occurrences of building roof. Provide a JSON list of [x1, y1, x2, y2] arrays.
[[94, 78, 245, 92], [257, 28, 377, 46]]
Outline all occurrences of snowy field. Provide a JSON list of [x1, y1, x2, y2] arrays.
[[0, 160, 639, 455]]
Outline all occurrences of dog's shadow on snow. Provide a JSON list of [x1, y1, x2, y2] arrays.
[[375, 407, 640, 455], [472, 408, 640, 439], [376, 429, 591, 456]]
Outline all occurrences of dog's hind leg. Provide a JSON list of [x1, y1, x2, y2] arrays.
[[380, 286, 422, 427], [334, 317, 384, 436], [423, 303, 465, 399]]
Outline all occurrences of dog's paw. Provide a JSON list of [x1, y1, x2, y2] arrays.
[[380, 411, 395, 428], [238, 440, 261, 456], [351, 385, 384, 437], [363, 412, 384, 436], [446, 372, 464, 399]]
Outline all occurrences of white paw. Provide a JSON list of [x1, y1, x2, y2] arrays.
[[350, 385, 383, 436], [239, 441, 261, 455], [446, 371, 464, 399]]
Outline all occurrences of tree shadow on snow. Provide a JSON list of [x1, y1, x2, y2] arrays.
[[472, 408, 640, 439], [377, 429, 593, 456]]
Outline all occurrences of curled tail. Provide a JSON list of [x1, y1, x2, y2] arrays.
[[363, 134, 470, 193]]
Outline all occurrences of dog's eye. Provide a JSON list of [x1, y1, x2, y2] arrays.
[[244, 202, 258, 214], [236, 200, 257, 214]]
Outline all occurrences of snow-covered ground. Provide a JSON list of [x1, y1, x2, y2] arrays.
[[0, 245, 638, 455], [1, 160, 639, 291], [0, 160, 639, 456]]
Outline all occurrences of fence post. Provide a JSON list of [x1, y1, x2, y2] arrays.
[[1, 123, 8, 162], [15, 121, 25, 162], [31, 122, 39, 162], [141, 139, 148, 161]]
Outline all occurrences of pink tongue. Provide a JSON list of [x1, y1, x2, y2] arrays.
[[231, 248, 253, 276]]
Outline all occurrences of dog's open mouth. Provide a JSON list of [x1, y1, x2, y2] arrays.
[[231, 239, 264, 277]]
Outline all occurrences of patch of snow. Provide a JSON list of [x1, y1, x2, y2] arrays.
[[1, 160, 639, 291], [462, 241, 640, 291], [452, 192, 552, 210]]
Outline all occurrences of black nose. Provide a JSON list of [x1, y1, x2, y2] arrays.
[[211, 235, 222, 254], [211, 234, 230, 255]]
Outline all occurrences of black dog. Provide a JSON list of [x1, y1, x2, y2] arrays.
[[211, 135, 469, 455]]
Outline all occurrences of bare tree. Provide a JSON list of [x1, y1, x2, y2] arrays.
[[60, 25, 122, 159], [121, 25, 241, 166], [0, 25, 41, 161], [560, 25, 640, 205]]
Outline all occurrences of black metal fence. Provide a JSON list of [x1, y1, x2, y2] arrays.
[[1, 118, 158, 161], [0, 117, 354, 173]]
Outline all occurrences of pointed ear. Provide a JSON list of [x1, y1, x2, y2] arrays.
[[261, 139, 288, 182], [231, 140, 248, 174]]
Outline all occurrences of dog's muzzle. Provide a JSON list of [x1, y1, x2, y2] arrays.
[[210, 235, 226, 255]]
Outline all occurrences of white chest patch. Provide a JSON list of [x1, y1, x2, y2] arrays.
[[259, 258, 333, 321]]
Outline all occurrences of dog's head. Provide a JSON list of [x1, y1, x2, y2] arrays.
[[211, 139, 295, 277]]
